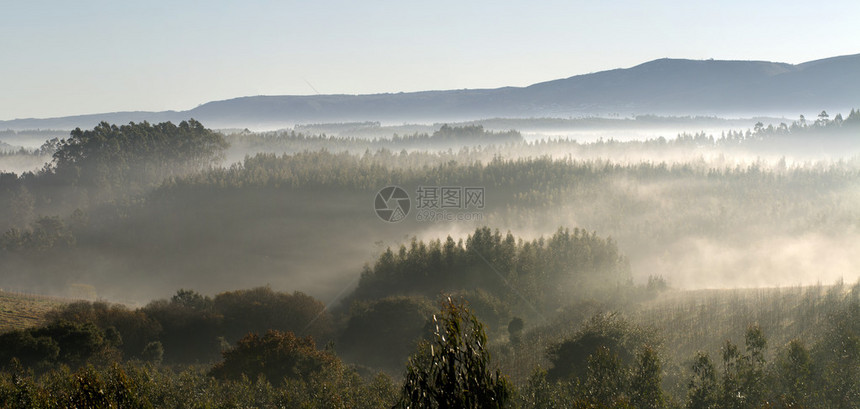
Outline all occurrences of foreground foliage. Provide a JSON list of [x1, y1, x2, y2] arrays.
[[0, 362, 398, 409], [0, 282, 859, 408], [396, 299, 510, 408]]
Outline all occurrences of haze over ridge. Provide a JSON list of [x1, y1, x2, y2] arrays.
[[2, 53, 858, 130]]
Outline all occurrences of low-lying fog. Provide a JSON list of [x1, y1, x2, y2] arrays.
[[0, 115, 857, 303]]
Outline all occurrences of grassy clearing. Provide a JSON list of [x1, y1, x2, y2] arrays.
[[0, 290, 66, 332]]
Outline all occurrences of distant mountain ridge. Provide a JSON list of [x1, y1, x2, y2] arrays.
[[3, 54, 858, 130]]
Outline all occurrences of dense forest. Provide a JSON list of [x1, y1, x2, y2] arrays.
[[0, 114, 858, 408]]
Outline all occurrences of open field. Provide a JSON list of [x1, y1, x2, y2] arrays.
[[0, 290, 66, 332]]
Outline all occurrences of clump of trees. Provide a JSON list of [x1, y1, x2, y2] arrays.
[[32, 286, 331, 366], [0, 119, 227, 236], [224, 123, 522, 157], [546, 313, 657, 382], [684, 325, 769, 409], [351, 227, 631, 317], [338, 296, 435, 371], [429, 124, 523, 146], [51, 119, 228, 194], [0, 320, 116, 370], [210, 330, 339, 383], [514, 315, 664, 408]]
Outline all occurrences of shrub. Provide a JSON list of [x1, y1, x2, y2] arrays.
[[210, 330, 340, 383]]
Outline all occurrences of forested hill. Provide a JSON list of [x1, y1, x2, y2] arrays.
[[2, 54, 858, 129]]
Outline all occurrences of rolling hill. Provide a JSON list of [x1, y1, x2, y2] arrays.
[[2, 53, 858, 130]]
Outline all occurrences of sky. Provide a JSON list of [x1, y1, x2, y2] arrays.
[[2, 0, 859, 120]]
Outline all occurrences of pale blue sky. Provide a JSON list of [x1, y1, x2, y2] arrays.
[[2, 0, 859, 120]]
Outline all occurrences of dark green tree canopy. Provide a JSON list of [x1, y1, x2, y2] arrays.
[[209, 330, 340, 383], [50, 119, 227, 195]]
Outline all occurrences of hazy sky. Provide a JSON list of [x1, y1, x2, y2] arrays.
[[2, 0, 859, 120]]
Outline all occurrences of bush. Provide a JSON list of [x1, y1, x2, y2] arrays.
[[210, 330, 340, 383], [0, 332, 59, 370], [546, 313, 654, 382], [142, 291, 222, 364], [47, 301, 161, 360], [141, 341, 164, 365], [0, 320, 113, 370], [213, 286, 333, 344]]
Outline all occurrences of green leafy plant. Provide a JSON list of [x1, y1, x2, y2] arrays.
[[397, 298, 510, 409]]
